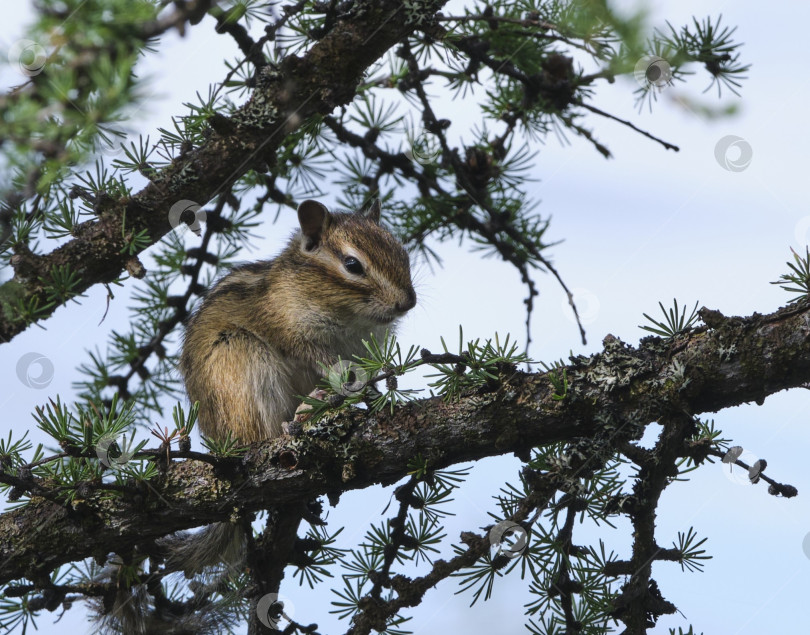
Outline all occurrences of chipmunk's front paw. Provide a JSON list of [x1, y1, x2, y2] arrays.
[[292, 388, 329, 423]]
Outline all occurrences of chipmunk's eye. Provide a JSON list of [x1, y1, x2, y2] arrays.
[[343, 256, 364, 275]]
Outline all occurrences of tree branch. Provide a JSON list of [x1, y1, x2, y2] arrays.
[[1, 300, 807, 585]]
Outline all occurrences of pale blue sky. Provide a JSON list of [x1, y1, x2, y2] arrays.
[[2, 1, 809, 634]]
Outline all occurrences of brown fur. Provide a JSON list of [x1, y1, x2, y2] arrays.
[[180, 201, 416, 443]]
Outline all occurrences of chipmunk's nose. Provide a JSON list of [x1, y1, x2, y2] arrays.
[[396, 287, 417, 313]]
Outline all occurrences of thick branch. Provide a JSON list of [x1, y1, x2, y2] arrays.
[[1, 300, 808, 585]]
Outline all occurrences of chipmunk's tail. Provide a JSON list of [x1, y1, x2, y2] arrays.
[[162, 521, 247, 576], [90, 514, 308, 633], [89, 523, 247, 634]]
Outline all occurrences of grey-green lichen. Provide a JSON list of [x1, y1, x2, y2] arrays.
[[402, 0, 445, 26], [574, 335, 653, 394], [231, 66, 282, 130], [716, 341, 738, 361], [279, 410, 361, 479]]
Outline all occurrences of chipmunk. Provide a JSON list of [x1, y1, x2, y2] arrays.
[[166, 198, 416, 578]]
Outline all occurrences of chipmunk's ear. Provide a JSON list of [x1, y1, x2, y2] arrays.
[[298, 200, 331, 250], [360, 198, 381, 224]]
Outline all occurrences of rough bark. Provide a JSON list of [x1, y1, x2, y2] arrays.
[[1, 300, 808, 585]]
